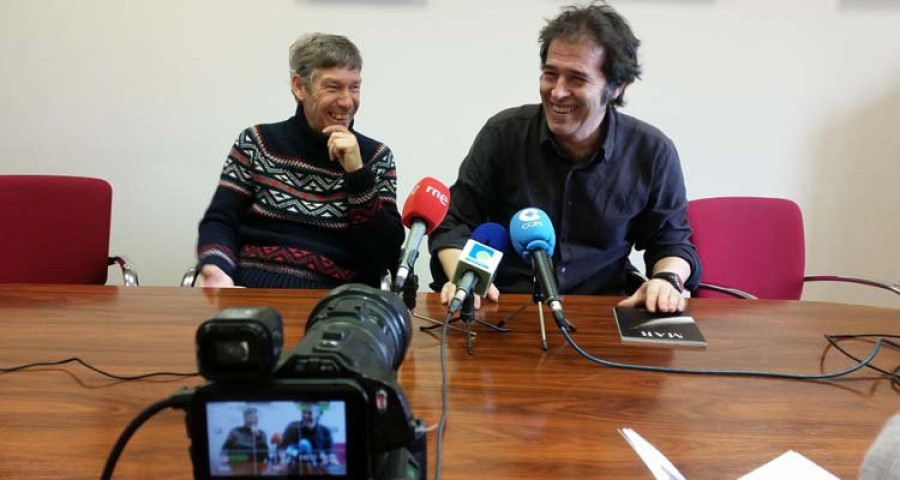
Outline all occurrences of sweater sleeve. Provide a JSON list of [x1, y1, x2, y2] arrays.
[[342, 144, 404, 278], [196, 129, 256, 278]]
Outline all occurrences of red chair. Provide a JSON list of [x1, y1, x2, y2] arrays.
[[0, 175, 138, 285], [687, 197, 898, 300]]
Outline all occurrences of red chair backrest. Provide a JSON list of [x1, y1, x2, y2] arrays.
[[687, 197, 806, 300], [0, 175, 112, 284]]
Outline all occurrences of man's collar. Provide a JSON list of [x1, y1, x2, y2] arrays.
[[540, 105, 617, 163], [601, 105, 617, 162]]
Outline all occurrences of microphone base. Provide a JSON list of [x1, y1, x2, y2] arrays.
[[495, 297, 576, 351], [418, 293, 511, 349], [418, 313, 511, 334]]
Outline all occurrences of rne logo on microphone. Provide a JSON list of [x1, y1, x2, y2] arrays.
[[425, 185, 449, 206]]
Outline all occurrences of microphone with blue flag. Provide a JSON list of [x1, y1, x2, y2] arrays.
[[448, 223, 509, 314], [470, 222, 511, 254], [509, 208, 567, 327]]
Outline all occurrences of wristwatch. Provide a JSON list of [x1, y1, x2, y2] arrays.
[[651, 272, 684, 293]]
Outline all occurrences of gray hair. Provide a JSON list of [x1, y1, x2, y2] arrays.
[[289, 33, 362, 86]]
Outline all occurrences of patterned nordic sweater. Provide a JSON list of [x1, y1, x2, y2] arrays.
[[197, 104, 404, 289]]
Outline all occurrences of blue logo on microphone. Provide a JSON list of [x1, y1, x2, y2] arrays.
[[467, 243, 497, 267]]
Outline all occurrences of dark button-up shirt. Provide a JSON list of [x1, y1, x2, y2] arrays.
[[428, 104, 700, 295]]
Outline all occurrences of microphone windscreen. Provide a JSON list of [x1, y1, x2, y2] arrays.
[[509, 208, 556, 259], [472, 222, 511, 253], [401, 177, 450, 233]]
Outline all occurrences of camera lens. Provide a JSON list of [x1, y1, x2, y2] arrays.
[[302, 284, 412, 377]]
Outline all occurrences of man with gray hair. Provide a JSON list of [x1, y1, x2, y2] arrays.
[[221, 407, 268, 463], [197, 34, 403, 289]]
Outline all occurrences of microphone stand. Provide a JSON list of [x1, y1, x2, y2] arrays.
[[535, 282, 549, 351], [495, 273, 549, 350], [417, 283, 510, 353], [411, 273, 475, 337], [401, 273, 455, 332], [460, 294, 477, 355], [495, 262, 576, 351], [402, 273, 419, 311], [419, 302, 509, 341]]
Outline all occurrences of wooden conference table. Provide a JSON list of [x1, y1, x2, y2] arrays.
[[0, 284, 897, 479]]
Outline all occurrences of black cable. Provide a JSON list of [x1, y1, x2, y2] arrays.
[[823, 334, 900, 385], [434, 310, 453, 480], [0, 357, 198, 380], [554, 317, 886, 380], [100, 389, 194, 480]]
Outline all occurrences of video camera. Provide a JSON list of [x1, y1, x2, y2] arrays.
[[186, 284, 426, 480]]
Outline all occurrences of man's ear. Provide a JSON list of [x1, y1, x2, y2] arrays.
[[291, 74, 306, 103], [613, 84, 627, 102]]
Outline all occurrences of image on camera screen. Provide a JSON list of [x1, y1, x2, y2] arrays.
[[206, 400, 348, 477]]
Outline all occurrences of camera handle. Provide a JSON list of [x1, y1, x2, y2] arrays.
[[376, 419, 428, 480]]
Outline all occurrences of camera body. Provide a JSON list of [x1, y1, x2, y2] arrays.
[[186, 284, 425, 480]]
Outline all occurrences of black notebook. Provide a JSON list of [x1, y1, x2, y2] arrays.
[[613, 307, 707, 348]]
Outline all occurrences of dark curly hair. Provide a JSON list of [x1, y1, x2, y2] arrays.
[[539, 2, 642, 107]]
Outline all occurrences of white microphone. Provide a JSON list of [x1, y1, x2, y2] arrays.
[[448, 239, 503, 314]]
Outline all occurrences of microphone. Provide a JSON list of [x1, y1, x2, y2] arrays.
[[285, 444, 300, 462], [509, 208, 566, 326], [393, 177, 450, 292], [448, 224, 508, 314], [470, 222, 511, 253]]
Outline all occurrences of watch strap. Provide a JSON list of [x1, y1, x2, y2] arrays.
[[651, 272, 684, 293]]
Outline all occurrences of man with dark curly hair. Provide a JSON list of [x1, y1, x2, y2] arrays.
[[429, 2, 700, 313]]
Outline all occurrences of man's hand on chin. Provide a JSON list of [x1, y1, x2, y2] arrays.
[[323, 125, 363, 173]]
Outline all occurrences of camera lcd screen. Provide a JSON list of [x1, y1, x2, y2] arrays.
[[206, 400, 348, 477]]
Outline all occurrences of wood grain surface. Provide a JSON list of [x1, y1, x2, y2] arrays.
[[0, 284, 897, 479]]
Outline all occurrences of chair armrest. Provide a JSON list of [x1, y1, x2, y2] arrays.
[[181, 267, 198, 287], [108, 256, 139, 287], [694, 282, 757, 299], [804, 275, 900, 297]]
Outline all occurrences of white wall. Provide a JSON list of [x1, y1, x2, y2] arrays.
[[1, 0, 897, 307]]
